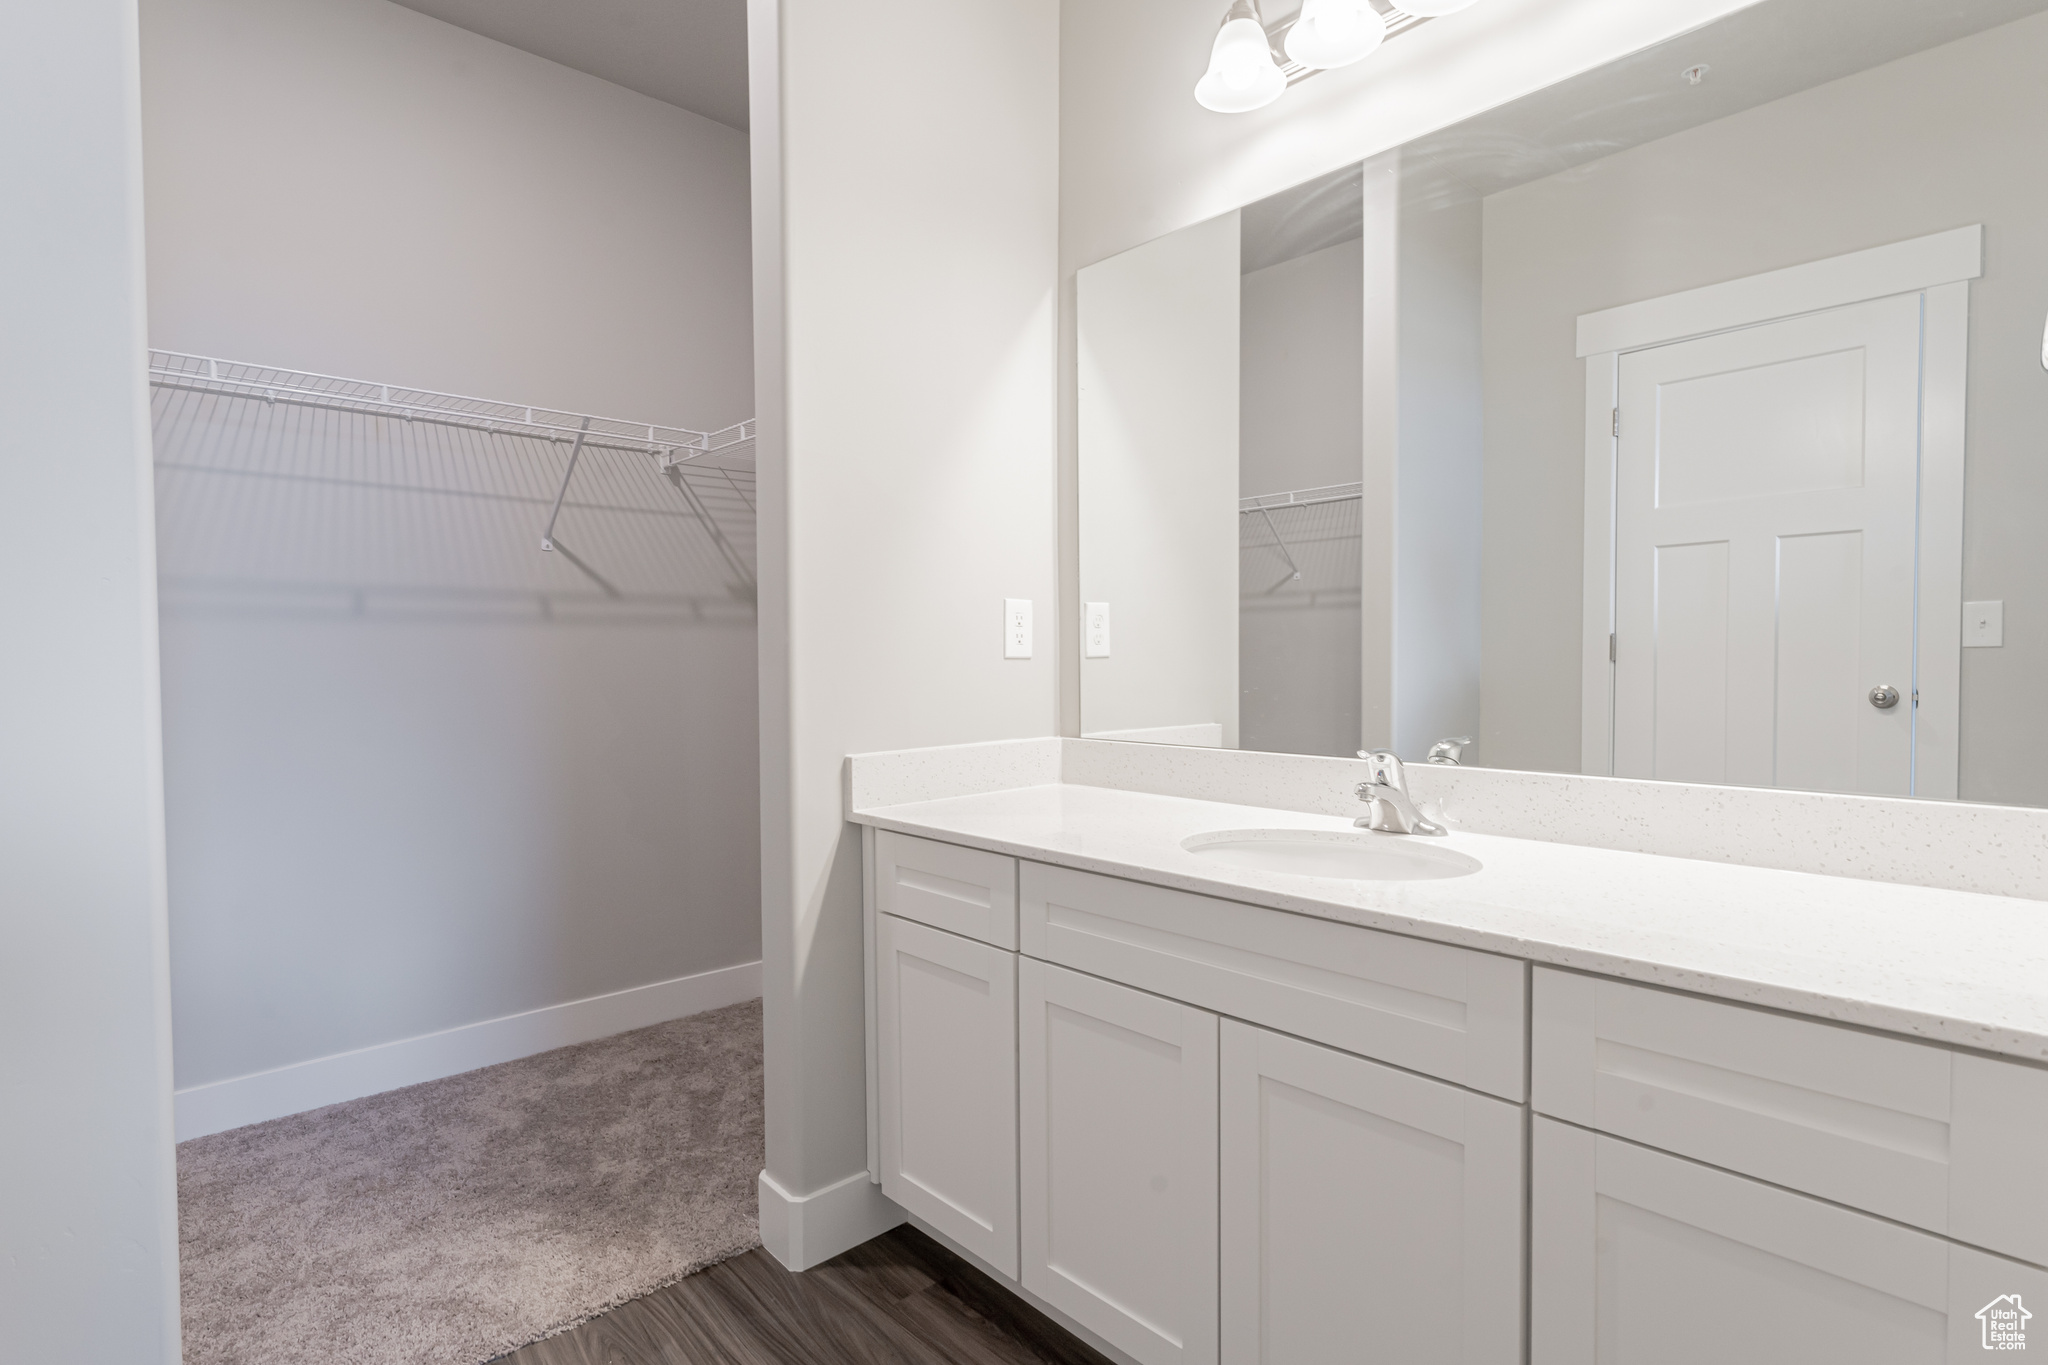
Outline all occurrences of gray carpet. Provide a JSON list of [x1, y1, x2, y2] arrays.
[[176, 999, 765, 1365]]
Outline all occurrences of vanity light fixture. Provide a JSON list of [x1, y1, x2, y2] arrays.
[[1197, 0, 1467, 112], [1284, 0, 1386, 69], [1195, 0, 1288, 113]]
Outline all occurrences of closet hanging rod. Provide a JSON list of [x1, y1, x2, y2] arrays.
[[147, 351, 754, 461]]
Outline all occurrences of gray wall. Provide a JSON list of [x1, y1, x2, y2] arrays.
[[0, 1, 183, 1358], [143, 0, 762, 1094], [1240, 238, 1365, 757], [1241, 240, 1365, 499], [1478, 10, 2048, 800], [752, 0, 1059, 1261]]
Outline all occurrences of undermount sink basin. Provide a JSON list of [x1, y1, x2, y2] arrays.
[[1180, 829, 1482, 882]]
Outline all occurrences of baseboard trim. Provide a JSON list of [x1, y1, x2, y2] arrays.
[[174, 959, 763, 1142], [757, 1169, 906, 1271]]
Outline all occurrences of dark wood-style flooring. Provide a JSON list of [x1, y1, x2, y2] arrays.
[[498, 1226, 1115, 1365]]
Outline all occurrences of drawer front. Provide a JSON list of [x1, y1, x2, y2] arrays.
[[1020, 861, 1527, 1101], [1532, 1117, 2048, 1365], [875, 830, 1018, 949], [1533, 967, 2048, 1265]]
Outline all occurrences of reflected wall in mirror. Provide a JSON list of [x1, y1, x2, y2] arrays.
[[1076, 0, 2048, 808]]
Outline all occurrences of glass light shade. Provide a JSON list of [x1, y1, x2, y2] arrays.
[[1194, 16, 1286, 112], [1284, 0, 1386, 69], [1394, 0, 1480, 16]]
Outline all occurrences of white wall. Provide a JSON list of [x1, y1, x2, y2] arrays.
[[0, 1, 183, 1359], [1079, 212, 1242, 746], [1057, 0, 1768, 736], [751, 0, 1059, 1268], [1478, 11, 2048, 794], [1393, 196, 1484, 762], [142, 0, 762, 1121]]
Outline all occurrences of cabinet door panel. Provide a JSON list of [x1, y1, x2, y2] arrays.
[[877, 913, 1018, 1277], [1532, 1117, 2048, 1365], [1021, 958, 1219, 1365], [1220, 1021, 1523, 1365]]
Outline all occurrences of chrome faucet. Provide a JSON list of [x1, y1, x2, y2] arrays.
[[1354, 750, 1448, 836], [1426, 736, 1472, 766]]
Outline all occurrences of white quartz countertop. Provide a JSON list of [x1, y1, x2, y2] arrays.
[[851, 782, 2048, 1063]]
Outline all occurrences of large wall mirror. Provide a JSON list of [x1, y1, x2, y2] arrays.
[[1076, 0, 2048, 807]]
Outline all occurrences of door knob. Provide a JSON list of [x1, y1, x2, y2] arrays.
[[1868, 685, 1901, 710]]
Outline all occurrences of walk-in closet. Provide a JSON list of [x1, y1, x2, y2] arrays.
[[144, 0, 772, 1357]]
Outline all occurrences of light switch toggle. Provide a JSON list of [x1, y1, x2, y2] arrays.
[[1964, 600, 2004, 648], [1004, 599, 1033, 659], [1085, 602, 1111, 658]]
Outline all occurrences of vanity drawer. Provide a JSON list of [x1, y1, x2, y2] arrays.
[[1533, 967, 2048, 1265], [1019, 861, 1527, 1101], [875, 831, 1018, 949]]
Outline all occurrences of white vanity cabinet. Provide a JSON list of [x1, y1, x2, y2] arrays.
[[1220, 1021, 1525, 1365], [1019, 958, 1220, 1365], [1532, 966, 2048, 1265], [1531, 967, 2048, 1364], [874, 912, 1019, 1276], [865, 830, 2048, 1365], [872, 831, 1023, 1277], [1532, 1117, 2048, 1364]]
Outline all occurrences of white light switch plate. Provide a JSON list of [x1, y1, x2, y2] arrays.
[[1004, 599, 1033, 659], [1964, 600, 2004, 648], [1084, 602, 1111, 658]]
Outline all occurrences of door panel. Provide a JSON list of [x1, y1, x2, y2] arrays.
[[1020, 958, 1219, 1365], [1613, 293, 1922, 794], [1776, 530, 1866, 792], [876, 914, 1018, 1277], [1220, 1021, 1523, 1365], [1653, 345, 1867, 506], [1651, 540, 1731, 783]]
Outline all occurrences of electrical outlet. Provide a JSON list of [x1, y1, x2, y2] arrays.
[[1085, 602, 1111, 658], [1004, 599, 1033, 659], [1964, 600, 2005, 647]]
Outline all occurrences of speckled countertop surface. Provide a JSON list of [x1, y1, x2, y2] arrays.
[[852, 782, 2048, 1063]]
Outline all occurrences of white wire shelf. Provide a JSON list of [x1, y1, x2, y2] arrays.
[[1240, 481, 1363, 513], [148, 351, 754, 463], [149, 352, 758, 617]]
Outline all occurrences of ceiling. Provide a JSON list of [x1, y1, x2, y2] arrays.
[[1399, 0, 2048, 208], [388, 0, 750, 131], [1239, 0, 2048, 271]]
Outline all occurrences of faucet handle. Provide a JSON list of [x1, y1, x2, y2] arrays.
[[1356, 749, 1407, 793], [1426, 736, 1472, 766]]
